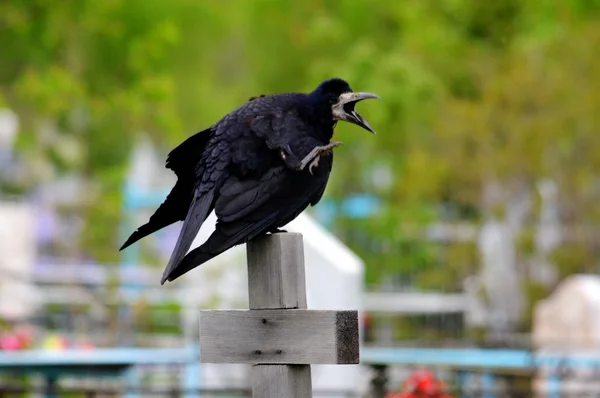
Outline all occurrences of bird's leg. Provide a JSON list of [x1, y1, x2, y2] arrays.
[[278, 144, 304, 170], [278, 142, 342, 174], [298, 141, 342, 175]]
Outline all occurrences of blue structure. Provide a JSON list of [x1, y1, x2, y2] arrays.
[[361, 347, 533, 369], [0, 346, 200, 398], [361, 347, 600, 397], [3, 346, 598, 396]]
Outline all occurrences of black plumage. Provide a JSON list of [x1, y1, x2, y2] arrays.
[[120, 78, 378, 284]]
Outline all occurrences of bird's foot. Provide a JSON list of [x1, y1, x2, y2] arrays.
[[269, 228, 288, 234], [308, 157, 321, 175], [298, 141, 342, 175]]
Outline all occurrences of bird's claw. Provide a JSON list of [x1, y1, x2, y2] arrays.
[[308, 157, 319, 175], [299, 141, 342, 174], [322, 141, 343, 153]]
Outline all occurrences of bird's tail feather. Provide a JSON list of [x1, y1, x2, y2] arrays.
[[162, 226, 238, 283], [163, 213, 279, 283], [120, 223, 165, 251], [162, 246, 222, 283], [160, 191, 214, 285], [120, 179, 193, 251]]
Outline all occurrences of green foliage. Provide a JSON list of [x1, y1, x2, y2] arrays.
[[1, 0, 184, 261], [3, 0, 600, 331]]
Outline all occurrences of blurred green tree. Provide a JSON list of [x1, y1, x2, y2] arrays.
[[3, 0, 600, 332]]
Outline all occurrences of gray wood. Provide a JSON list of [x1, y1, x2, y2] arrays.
[[199, 309, 359, 364], [252, 365, 312, 398], [197, 232, 361, 397], [247, 233, 311, 397], [246, 233, 307, 310]]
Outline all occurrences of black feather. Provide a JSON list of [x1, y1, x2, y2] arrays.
[[120, 78, 358, 284]]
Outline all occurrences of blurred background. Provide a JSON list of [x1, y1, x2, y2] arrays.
[[2, 0, 600, 397]]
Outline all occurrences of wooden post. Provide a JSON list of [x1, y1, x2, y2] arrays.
[[248, 233, 311, 397], [199, 233, 359, 398]]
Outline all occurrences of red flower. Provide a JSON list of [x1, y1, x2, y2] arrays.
[[389, 368, 454, 398]]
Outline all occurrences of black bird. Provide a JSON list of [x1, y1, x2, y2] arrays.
[[120, 78, 379, 284]]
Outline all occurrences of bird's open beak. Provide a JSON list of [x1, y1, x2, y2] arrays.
[[333, 91, 380, 134]]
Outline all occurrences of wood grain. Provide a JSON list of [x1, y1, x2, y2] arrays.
[[197, 233, 360, 397], [246, 233, 312, 397], [199, 309, 359, 364], [251, 365, 312, 398], [246, 233, 307, 310]]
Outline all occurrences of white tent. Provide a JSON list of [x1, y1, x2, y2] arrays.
[[533, 274, 600, 350], [532, 274, 600, 397]]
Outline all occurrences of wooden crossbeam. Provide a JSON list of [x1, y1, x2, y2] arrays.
[[199, 309, 359, 364], [198, 233, 360, 398]]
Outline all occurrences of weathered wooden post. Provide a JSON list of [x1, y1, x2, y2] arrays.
[[199, 233, 359, 397]]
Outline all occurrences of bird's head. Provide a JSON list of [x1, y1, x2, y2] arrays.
[[310, 78, 379, 134]]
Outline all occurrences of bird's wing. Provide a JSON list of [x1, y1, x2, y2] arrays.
[[159, 129, 230, 285], [250, 110, 310, 152], [165, 128, 212, 175], [119, 129, 212, 251], [162, 95, 320, 283], [215, 166, 290, 224], [162, 167, 310, 283], [160, 190, 215, 284], [209, 148, 332, 252]]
